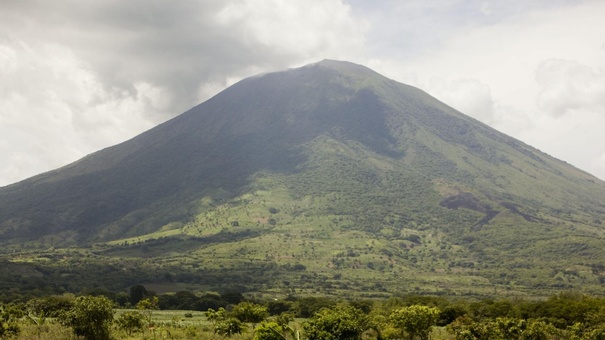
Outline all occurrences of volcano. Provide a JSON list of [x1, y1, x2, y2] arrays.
[[2, 60, 605, 296]]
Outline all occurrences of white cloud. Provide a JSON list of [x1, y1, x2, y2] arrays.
[[591, 152, 605, 180], [427, 77, 496, 124], [365, 0, 605, 179], [525, 109, 605, 178], [0, 39, 157, 184], [216, 0, 367, 61], [536, 59, 605, 117]]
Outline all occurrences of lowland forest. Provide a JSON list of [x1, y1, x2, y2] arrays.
[[1, 60, 605, 339]]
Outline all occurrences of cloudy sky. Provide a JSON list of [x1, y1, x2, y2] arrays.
[[1, 0, 604, 186]]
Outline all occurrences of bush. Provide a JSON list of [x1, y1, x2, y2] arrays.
[[231, 302, 269, 324], [116, 311, 144, 336], [27, 295, 74, 318], [215, 318, 243, 336], [0, 303, 21, 338], [0, 321, 20, 338], [60, 296, 114, 340], [303, 305, 369, 340], [254, 321, 285, 340], [389, 305, 440, 340]]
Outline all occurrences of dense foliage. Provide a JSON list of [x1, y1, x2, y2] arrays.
[[3, 289, 605, 339], [60, 296, 114, 340], [303, 305, 369, 340]]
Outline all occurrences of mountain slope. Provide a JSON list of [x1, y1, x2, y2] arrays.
[[1, 60, 605, 296]]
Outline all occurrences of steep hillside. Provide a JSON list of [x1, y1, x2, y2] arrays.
[[1, 60, 605, 297]]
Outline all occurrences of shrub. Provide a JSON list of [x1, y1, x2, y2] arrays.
[[60, 296, 114, 340], [389, 305, 440, 340], [254, 321, 285, 340], [215, 318, 243, 336], [303, 305, 369, 340], [116, 311, 144, 336], [232, 302, 269, 324]]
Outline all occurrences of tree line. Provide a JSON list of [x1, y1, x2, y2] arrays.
[[3, 288, 605, 339]]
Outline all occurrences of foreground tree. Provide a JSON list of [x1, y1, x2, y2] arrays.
[[206, 307, 244, 337], [116, 310, 145, 336], [215, 318, 244, 337], [255, 314, 299, 340], [61, 295, 114, 340], [254, 321, 286, 340], [520, 319, 559, 340], [303, 305, 369, 340], [447, 316, 558, 340], [206, 307, 227, 327], [26, 295, 74, 318], [447, 316, 496, 340], [389, 305, 440, 340], [0, 304, 21, 338], [232, 301, 269, 324], [137, 296, 159, 326]]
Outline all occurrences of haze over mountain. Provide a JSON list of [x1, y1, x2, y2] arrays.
[[1, 60, 605, 297]]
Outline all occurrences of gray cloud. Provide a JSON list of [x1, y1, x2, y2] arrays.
[[2, 0, 605, 185], [2, 0, 367, 120], [0, 0, 367, 185]]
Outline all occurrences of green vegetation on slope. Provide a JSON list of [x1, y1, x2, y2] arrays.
[[1, 60, 604, 298]]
